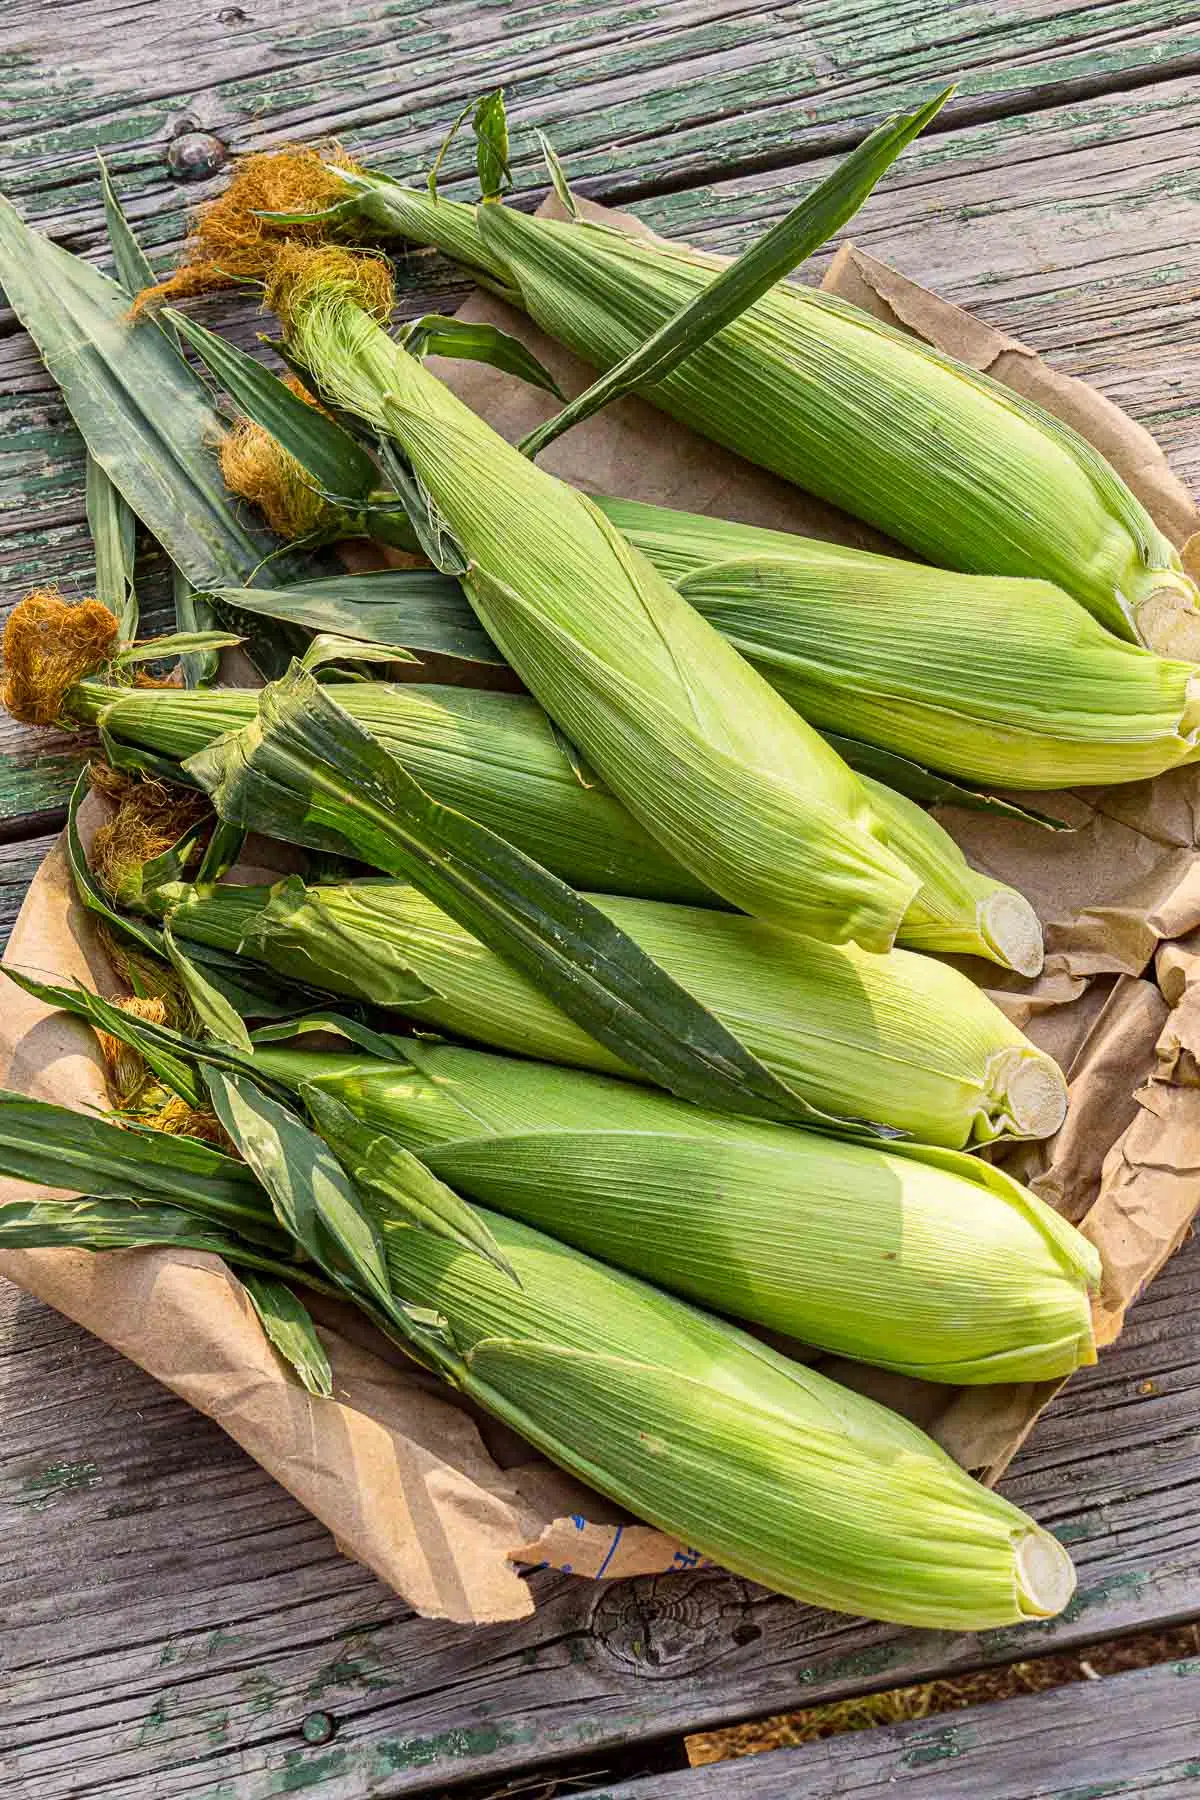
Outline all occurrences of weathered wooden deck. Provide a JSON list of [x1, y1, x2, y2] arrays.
[[3, 4, 1200, 1794]]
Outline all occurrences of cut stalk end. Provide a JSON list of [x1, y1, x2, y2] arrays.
[[1015, 1528, 1076, 1618], [1000, 1050, 1069, 1140], [979, 889, 1044, 977], [1132, 569, 1200, 661]]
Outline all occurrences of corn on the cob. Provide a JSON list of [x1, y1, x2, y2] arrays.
[[0, 1079, 1076, 1626], [158, 874, 1066, 1147], [260, 248, 920, 951], [252, 1036, 1098, 1385], [0, 1072, 1076, 1628], [76, 674, 1042, 972], [386, 1206, 1077, 1628], [600, 498, 1200, 789], [319, 164, 1196, 648]]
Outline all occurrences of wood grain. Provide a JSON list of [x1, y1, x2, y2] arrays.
[[4, 1228, 1199, 1797], [4, 0, 1198, 247], [590, 1656, 1200, 1796]]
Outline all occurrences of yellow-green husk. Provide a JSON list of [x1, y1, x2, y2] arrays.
[[386, 1205, 1078, 1628], [268, 249, 922, 951], [162, 874, 1064, 1149], [601, 497, 1200, 789], [253, 1037, 1099, 1386]]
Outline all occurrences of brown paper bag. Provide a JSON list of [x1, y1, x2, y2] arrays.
[[4, 219, 1199, 1618]]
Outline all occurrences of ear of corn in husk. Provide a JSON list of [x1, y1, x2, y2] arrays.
[[866, 777, 1043, 975], [387, 1206, 1077, 1627], [65, 663, 1042, 972], [0, 1076, 1076, 1632], [254, 246, 922, 952], [600, 497, 1200, 790], [205, 148, 1200, 651], [248, 1034, 1097, 1386], [200, 378, 1200, 794], [159, 872, 1064, 1149]]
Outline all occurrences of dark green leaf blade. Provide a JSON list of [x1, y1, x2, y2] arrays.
[[824, 734, 1073, 831], [97, 154, 156, 295], [86, 456, 138, 637], [206, 570, 500, 664], [173, 568, 222, 689], [302, 1085, 514, 1278], [166, 310, 378, 503], [0, 1195, 300, 1274], [404, 314, 562, 398], [0, 1085, 286, 1247], [195, 818, 246, 886], [115, 630, 242, 665], [163, 921, 255, 1052], [473, 89, 512, 201], [518, 85, 954, 459], [186, 665, 875, 1131], [205, 1068, 394, 1310], [239, 1271, 334, 1396], [0, 196, 306, 597]]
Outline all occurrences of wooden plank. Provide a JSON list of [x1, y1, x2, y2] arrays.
[[3, 73, 1198, 837], [3, 0, 1198, 252], [4, 1228, 1200, 1798], [588, 1656, 1200, 1797]]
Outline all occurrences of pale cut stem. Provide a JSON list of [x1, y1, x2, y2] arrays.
[[1016, 1529, 1077, 1618], [977, 889, 1044, 979], [1000, 1051, 1069, 1141]]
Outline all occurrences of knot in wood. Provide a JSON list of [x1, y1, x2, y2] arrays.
[[589, 1573, 758, 1679], [167, 132, 228, 182]]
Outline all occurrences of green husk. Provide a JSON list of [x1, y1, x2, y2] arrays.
[[384, 1209, 1077, 1628], [600, 498, 1200, 790], [249, 1036, 1098, 1387], [272, 249, 921, 951], [322, 164, 1196, 647], [79, 678, 711, 902], [74, 673, 1042, 971], [865, 778, 1043, 976], [160, 874, 1065, 1149], [186, 665, 843, 1128], [0, 1082, 1075, 1629]]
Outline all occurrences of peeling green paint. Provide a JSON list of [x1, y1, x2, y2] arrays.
[[136, 1693, 170, 1747], [901, 1721, 977, 1768], [18, 1459, 101, 1509]]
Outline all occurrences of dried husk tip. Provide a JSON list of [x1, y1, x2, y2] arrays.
[[97, 994, 170, 1108], [219, 373, 352, 539], [2, 589, 119, 726], [132, 146, 368, 313], [89, 767, 211, 908]]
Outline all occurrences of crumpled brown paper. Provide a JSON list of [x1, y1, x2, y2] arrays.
[[4, 215, 1200, 1617]]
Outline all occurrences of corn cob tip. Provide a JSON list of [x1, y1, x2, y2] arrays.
[[131, 145, 366, 314], [1015, 1528, 1076, 1618], [979, 889, 1044, 978], [219, 373, 350, 539], [993, 1049, 1068, 1140], [1, 588, 119, 726]]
